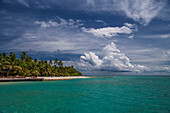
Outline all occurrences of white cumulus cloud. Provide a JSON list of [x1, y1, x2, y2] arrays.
[[80, 52, 102, 67], [78, 42, 146, 72]]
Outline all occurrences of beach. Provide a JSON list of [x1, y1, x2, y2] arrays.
[[37, 76, 90, 81], [0, 76, 90, 82]]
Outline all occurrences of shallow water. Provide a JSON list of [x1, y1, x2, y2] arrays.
[[0, 76, 170, 113]]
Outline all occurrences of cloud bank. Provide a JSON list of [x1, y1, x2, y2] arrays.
[[78, 42, 146, 72], [1, 17, 105, 53], [2, 0, 166, 25]]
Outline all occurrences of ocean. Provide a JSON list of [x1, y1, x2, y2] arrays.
[[0, 76, 170, 113]]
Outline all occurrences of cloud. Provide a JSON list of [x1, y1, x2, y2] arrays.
[[2, 0, 167, 26], [160, 34, 170, 39], [124, 23, 137, 29], [80, 52, 102, 67], [35, 21, 53, 28], [2, 0, 87, 10], [2, 0, 30, 8], [86, 0, 95, 7], [1, 17, 106, 53], [78, 42, 146, 72], [82, 23, 137, 38], [128, 35, 134, 39], [35, 17, 83, 28], [23, 33, 38, 39], [95, 20, 107, 25], [2, 0, 167, 25], [127, 48, 170, 63], [140, 34, 170, 39], [115, 0, 166, 25], [17, 0, 30, 8], [85, 0, 166, 25], [157, 3, 170, 21]]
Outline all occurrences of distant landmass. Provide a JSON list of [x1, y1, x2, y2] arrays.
[[0, 52, 82, 77]]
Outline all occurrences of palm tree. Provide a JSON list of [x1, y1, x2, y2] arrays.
[[34, 58, 38, 63], [26, 56, 32, 62], [44, 60, 48, 64], [21, 52, 27, 60], [58, 60, 63, 67], [54, 58, 58, 65], [9, 52, 13, 56], [3, 53, 6, 57], [31, 70, 40, 77], [12, 66, 22, 76], [10, 53, 16, 62], [4, 65, 12, 77], [22, 68, 30, 77], [0, 51, 82, 77], [49, 60, 53, 65]]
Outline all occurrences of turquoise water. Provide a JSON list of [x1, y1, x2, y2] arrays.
[[0, 76, 170, 113]]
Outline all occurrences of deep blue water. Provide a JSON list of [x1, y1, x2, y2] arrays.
[[0, 76, 170, 113]]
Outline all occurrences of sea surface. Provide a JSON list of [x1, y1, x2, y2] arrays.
[[0, 76, 170, 113]]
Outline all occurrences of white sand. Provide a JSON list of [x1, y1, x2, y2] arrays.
[[37, 76, 90, 81], [0, 76, 90, 82]]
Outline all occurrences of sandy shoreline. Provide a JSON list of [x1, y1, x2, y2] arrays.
[[38, 76, 90, 81], [0, 76, 90, 82]]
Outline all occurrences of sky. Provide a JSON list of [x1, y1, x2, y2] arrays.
[[0, 0, 170, 75]]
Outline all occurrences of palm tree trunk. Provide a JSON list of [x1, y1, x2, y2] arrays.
[[6, 69, 11, 77]]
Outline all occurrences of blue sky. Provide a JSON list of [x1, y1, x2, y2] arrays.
[[0, 0, 170, 75]]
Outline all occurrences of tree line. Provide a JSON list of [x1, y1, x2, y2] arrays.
[[0, 52, 82, 77]]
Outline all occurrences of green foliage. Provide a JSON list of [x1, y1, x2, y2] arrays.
[[0, 52, 82, 77], [58, 60, 63, 67], [3, 53, 7, 57], [34, 58, 38, 63], [20, 52, 27, 60]]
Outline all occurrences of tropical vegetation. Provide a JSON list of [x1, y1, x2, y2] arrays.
[[0, 52, 82, 77]]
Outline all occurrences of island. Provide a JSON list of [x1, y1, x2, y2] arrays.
[[0, 52, 88, 82]]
